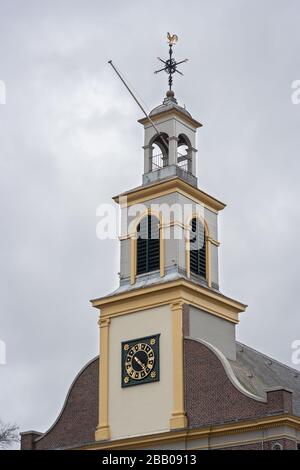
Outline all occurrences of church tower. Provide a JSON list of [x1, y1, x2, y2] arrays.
[[91, 37, 246, 443], [21, 35, 300, 452]]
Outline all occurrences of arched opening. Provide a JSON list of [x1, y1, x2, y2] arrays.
[[150, 133, 169, 171], [189, 217, 206, 278], [272, 443, 283, 450], [177, 134, 192, 173], [136, 214, 160, 275]]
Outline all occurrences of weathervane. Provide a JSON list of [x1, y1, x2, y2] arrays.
[[154, 33, 188, 93]]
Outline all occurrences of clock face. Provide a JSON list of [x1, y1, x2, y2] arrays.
[[121, 334, 160, 387]]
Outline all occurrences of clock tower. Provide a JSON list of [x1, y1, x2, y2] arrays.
[[91, 44, 246, 442], [21, 36, 300, 452]]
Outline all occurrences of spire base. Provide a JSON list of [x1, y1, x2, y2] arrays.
[[163, 89, 178, 105]]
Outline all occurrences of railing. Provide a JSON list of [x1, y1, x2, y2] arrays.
[[150, 153, 190, 173], [177, 159, 189, 172], [151, 153, 164, 170]]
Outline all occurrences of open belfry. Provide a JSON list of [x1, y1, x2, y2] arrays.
[[21, 35, 300, 451]]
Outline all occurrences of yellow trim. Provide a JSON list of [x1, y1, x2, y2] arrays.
[[160, 220, 187, 230], [170, 302, 187, 430], [113, 177, 226, 214], [131, 208, 160, 233], [119, 234, 131, 241], [95, 318, 111, 442], [80, 414, 300, 450], [91, 279, 246, 324], [208, 236, 220, 247], [92, 276, 245, 444], [125, 212, 219, 285], [124, 220, 220, 245], [207, 238, 212, 288]]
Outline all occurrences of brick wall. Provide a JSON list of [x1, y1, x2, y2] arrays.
[[184, 339, 293, 428]]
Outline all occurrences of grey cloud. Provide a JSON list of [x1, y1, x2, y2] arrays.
[[0, 0, 300, 436]]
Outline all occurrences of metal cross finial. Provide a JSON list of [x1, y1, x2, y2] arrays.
[[154, 33, 188, 92]]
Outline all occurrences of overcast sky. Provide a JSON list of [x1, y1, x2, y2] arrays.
[[0, 0, 300, 439]]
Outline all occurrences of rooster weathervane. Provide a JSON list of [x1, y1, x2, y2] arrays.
[[154, 33, 188, 92]]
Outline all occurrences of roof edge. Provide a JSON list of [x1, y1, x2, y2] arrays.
[[113, 176, 226, 212], [138, 107, 202, 129]]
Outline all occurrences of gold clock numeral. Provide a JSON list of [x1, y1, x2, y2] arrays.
[[123, 339, 158, 384]]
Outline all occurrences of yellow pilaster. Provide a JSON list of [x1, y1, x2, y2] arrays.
[[169, 302, 187, 430], [95, 317, 111, 441], [206, 238, 212, 288]]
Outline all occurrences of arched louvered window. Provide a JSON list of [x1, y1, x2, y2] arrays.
[[190, 217, 206, 278], [136, 215, 160, 275]]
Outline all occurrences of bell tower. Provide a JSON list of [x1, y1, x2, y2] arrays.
[[92, 36, 246, 444], [141, 89, 200, 187]]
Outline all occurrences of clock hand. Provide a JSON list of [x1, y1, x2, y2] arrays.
[[134, 356, 146, 371]]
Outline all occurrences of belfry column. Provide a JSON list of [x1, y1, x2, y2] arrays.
[[168, 136, 178, 166], [143, 144, 153, 173]]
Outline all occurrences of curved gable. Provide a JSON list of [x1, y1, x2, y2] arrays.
[[31, 357, 99, 450], [184, 339, 292, 428]]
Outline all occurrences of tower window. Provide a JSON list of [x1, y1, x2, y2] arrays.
[[150, 133, 169, 171], [136, 215, 160, 275], [177, 134, 192, 173], [190, 218, 206, 278]]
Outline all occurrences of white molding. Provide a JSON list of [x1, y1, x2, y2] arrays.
[[185, 337, 266, 402]]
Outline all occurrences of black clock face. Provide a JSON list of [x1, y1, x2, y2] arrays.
[[121, 335, 160, 387]]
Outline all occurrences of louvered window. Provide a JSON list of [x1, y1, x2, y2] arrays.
[[190, 218, 206, 278], [136, 215, 160, 275]]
